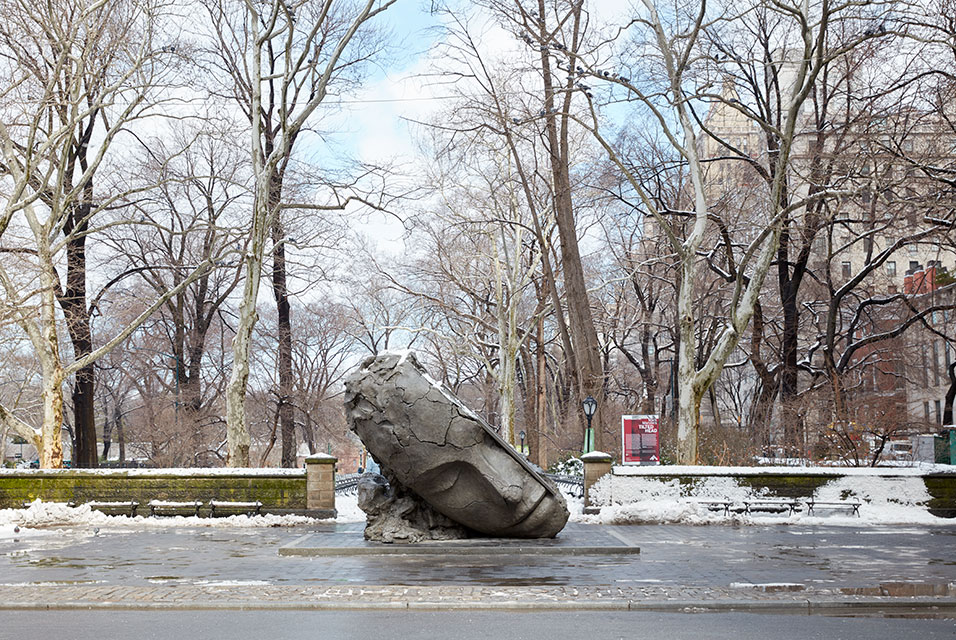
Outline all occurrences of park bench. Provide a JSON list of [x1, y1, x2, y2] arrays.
[[805, 499, 861, 517], [744, 498, 801, 516], [208, 500, 263, 517], [85, 500, 139, 517], [148, 500, 203, 517]]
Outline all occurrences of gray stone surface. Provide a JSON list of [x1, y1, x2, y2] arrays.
[[344, 352, 569, 539], [355, 473, 467, 543]]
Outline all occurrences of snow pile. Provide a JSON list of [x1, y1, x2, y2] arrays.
[[811, 475, 940, 525], [0, 467, 305, 477], [611, 464, 956, 477], [0, 499, 326, 538], [574, 475, 757, 525], [333, 494, 366, 523], [577, 472, 954, 526]]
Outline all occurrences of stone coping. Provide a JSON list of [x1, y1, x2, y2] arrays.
[[611, 465, 956, 477], [0, 468, 306, 477]]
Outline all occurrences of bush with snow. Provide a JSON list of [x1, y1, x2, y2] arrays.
[[575, 467, 955, 526]]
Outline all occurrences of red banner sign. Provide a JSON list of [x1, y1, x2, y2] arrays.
[[622, 415, 660, 465]]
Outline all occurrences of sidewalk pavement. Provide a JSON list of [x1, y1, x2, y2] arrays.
[[1, 522, 954, 615], [1, 583, 954, 614]]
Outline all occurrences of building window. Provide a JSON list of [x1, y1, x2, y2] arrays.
[[886, 261, 896, 277], [908, 245, 918, 256], [935, 400, 942, 425], [841, 262, 852, 278], [921, 345, 929, 386], [925, 401, 931, 422], [933, 341, 941, 386]]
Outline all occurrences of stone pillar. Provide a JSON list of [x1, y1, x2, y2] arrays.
[[581, 450, 613, 511], [305, 453, 337, 513]]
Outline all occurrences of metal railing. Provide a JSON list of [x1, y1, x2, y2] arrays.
[[333, 472, 583, 498], [334, 473, 362, 495]]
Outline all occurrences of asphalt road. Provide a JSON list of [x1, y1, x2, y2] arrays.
[[1, 610, 954, 640]]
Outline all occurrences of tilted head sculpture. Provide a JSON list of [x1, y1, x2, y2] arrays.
[[344, 351, 569, 540]]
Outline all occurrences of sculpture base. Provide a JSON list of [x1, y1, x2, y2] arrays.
[[357, 472, 471, 544], [278, 522, 641, 556]]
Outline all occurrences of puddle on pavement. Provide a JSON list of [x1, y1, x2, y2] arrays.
[[25, 556, 87, 569], [145, 576, 185, 583]]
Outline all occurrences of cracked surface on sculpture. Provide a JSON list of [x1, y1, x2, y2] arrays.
[[344, 351, 569, 541]]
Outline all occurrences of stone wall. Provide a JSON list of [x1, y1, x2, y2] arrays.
[[0, 469, 328, 516]]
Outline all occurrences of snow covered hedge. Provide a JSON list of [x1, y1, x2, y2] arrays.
[[581, 465, 956, 525]]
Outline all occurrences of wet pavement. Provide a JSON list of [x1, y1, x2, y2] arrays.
[[2, 522, 953, 589], [0, 521, 954, 614]]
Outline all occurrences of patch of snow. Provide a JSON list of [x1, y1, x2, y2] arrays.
[[0, 468, 306, 477], [378, 349, 412, 365], [574, 470, 956, 527], [333, 494, 366, 523], [193, 580, 271, 587], [611, 464, 956, 477], [0, 500, 320, 531]]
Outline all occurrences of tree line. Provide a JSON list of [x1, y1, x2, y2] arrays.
[[1, 0, 954, 469]]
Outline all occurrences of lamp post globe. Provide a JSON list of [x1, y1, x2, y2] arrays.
[[582, 396, 597, 454]]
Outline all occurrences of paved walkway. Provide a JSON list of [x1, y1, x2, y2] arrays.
[[1, 522, 954, 614]]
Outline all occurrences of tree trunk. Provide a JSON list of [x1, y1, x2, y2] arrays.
[[39, 264, 65, 469], [536, 0, 604, 452], [225, 249, 259, 467], [71, 366, 96, 466], [779, 278, 801, 455], [535, 314, 547, 467], [59, 200, 98, 468], [101, 401, 112, 463], [676, 280, 700, 464], [271, 215, 296, 468], [117, 408, 126, 463], [943, 362, 955, 426]]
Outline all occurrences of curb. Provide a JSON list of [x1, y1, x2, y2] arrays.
[[0, 597, 953, 614], [277, 545, 641, 557]]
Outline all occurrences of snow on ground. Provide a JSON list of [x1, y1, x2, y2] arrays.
[[0, 467, 306, 477], [2, 466, 953, 536], [576, 471, 955, 526], [0, 499, 331, 540], [333, 493, 366, 523], [611, 463, 956, 476]]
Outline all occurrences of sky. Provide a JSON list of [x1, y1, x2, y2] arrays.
[[312, 0, 632, 257]]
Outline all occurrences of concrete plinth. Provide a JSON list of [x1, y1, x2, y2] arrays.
[[581, 451, 613, 510], [305, 453, 337, 515]]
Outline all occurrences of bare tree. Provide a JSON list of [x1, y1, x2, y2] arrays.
[[0, 0, 216, 467], [202, 0, 396, 466]]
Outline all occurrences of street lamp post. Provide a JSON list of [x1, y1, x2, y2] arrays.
[[582, 396, 597, 454], [518, 430, 526, 455]]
